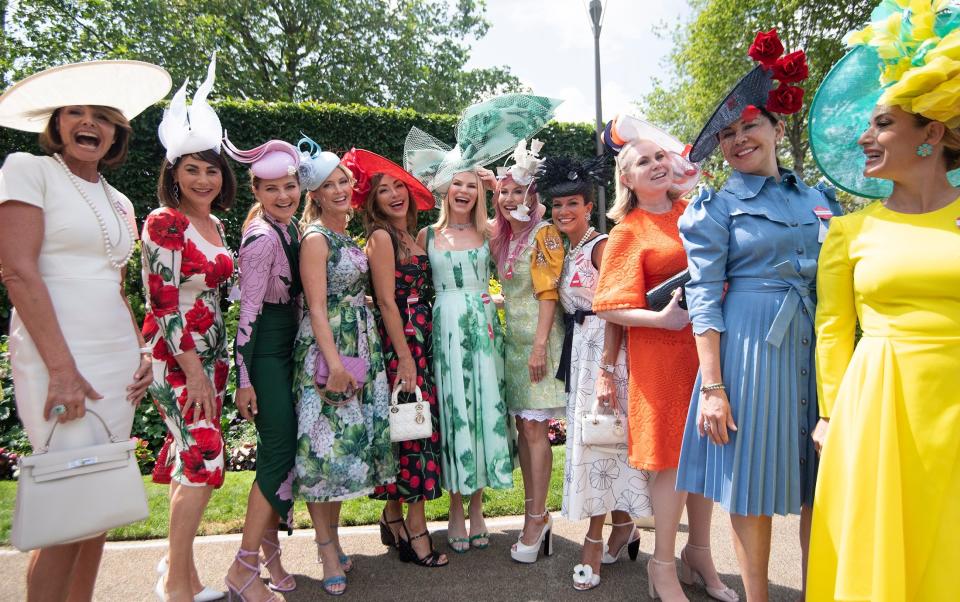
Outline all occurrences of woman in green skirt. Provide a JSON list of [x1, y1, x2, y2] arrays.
[[224, 138, 306, 600]]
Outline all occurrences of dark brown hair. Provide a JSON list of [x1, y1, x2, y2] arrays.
[[361, 173, 418, 260], [913, 114, 960, 170], [39, 106, 132, 170], [157, 149, 237, 212]]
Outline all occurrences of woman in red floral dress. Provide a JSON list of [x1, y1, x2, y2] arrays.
[[142, 146, 237, 601]]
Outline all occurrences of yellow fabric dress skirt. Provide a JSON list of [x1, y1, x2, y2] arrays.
[[808, 197, 960, 601]]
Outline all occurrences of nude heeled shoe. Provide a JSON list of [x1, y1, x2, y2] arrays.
[[678, 544, 739, 602]]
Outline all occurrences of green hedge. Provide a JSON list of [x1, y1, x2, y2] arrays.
[[0, 99, 599, 332]]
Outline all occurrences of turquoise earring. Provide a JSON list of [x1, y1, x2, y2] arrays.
[[917, 143, 934, 157]]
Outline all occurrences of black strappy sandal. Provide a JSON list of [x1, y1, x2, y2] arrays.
[[379, 510, 404, 549], [397, 525, 449, 568]]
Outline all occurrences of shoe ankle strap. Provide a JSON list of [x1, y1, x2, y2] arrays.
[[584, 535, 603, 544], [649, 557, 675, 566], [527, 510, 548, 520], [685, 543, 711, 552], [315, 538, 334, 547], [611, 520, 635, 527], [234, 548, 261, 571]]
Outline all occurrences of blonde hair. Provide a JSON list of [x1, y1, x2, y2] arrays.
[[432, 170, 489, 237], [302, 164, 354, 224], [608, 142, 680, 224]]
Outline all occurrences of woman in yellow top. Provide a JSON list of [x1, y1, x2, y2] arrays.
[[489, 147, 565, 564], [806, 3, 960, 599]]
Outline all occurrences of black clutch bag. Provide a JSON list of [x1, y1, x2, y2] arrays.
[[645, 269, 690, 311]]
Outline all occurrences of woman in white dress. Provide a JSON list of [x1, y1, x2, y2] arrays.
[[0, 61, 170, 601], [536, 155, 652, 591]]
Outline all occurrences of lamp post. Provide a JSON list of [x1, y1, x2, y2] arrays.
[[588, 0, 607, 232]]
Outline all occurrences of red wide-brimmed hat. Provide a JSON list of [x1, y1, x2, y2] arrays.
[[341, 148, 434, 210]]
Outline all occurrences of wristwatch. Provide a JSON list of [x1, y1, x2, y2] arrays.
[[599, 363, 616, 375]]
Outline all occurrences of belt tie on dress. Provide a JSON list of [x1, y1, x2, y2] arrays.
[[555, 309, 595, 393], [725, 259, 817, 348]]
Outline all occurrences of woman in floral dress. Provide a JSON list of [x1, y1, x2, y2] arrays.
[[293, 157, 396, 595], [536, 155, 652, 591], [344, 148, 448, 569], [143, 145, 236, 601]]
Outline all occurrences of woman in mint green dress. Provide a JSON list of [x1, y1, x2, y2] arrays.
[[417, 169, 513, 553]]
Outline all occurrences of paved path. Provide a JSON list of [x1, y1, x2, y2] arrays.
[[0, 507, 804, 601]]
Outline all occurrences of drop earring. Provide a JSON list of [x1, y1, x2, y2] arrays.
[[917, 143, 934, 157]]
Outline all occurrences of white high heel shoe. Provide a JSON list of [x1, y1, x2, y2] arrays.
[[601, 520, 641, 564], [572, 535, 603, 591], [510, 510, 554, 563], [678, 544, 739, 602], [154, 555, 225, 601]]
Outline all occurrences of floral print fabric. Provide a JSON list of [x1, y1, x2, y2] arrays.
[[142, 207, 232, 487], [292, 225, 396, 501]]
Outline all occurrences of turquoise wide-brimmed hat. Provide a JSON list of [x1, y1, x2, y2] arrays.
[[809, 0, 960, 198]]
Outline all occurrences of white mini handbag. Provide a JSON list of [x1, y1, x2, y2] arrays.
[[11, 410, 149, 552], [580, 397, 628, 447], [388, 384, 432, 443]]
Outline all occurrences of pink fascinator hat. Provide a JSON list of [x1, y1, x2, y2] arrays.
[[223, 134, 300, 179]]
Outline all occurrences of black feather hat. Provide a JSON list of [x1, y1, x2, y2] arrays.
[[534, 154, 611, 199]]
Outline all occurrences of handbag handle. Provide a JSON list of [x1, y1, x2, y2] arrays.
[[390, 383, 424, 406], [589, 395, 621, 425], [40, 409, 120, 453]]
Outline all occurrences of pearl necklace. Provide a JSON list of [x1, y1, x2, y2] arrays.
[[54, 153, 136, 270], [567, 226, 595, 261]]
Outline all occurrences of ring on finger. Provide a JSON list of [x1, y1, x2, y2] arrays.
[[52, 404, 67, 416]]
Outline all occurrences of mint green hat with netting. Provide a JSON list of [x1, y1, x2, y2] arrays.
[[403, 94, 562, 204]]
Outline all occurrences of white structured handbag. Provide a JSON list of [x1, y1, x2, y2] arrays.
[[11, 410, 149, 552], [580, 398, 628, 447], [388, 384, 432, 443]]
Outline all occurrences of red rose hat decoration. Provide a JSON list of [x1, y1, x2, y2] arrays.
[[689, 28, 809, 162]]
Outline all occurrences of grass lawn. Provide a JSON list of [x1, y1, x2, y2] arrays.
[[0, 446, 567, 545]]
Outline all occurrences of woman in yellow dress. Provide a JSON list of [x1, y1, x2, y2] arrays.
[[806, 2, 960, 600]]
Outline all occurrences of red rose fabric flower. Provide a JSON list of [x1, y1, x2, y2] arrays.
[[766, 83, 805, 115], [166, 369, 187, 389], [184, 298, 214, 335], [153, 337, 173, 363], [141, 312, 159, 340], [179, 446, 210, 483], [192, 427, 223, 462], [773, 50, 809, 84], [204, 254, 233, 288], [148, 274, 180, 317], [748, 28, 784, 68], [179, 330, 197, 352], [146, 209, 189, 251], [214, 360, 229, 392], [180, 239, 207, 277]]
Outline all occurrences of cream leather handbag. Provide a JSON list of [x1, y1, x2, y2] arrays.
[[11, 410, 149, 551], [388, 384, 432, 443], [580, 398, 628, 447]]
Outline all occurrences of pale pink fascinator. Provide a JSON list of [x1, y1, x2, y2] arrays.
[[222, 134, 300, 180]]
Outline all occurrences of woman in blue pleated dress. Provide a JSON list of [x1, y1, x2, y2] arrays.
[[674, 31, 842, 601]]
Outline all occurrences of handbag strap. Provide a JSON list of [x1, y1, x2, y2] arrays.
[[390, 383, 424, 406], [41, 409, 119, 453]]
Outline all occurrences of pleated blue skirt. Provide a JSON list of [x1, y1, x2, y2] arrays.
[[676, 288, 819, 516]]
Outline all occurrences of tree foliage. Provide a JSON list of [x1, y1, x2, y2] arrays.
[[2, 0, 526, 114], [641, 0, 874, 179]]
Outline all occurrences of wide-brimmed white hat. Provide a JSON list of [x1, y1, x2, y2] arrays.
[[0, 60, 172, 132]]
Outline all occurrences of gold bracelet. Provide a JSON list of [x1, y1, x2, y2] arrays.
[[700, 382, 726, 393]]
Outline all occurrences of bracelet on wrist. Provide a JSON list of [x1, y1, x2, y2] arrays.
[[599, 362, 616, 375], [700, 382, 726, 393], [139, 346, 152, 355]]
